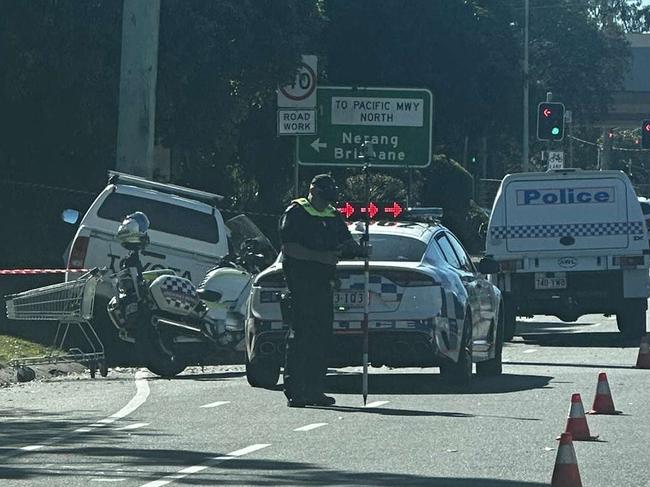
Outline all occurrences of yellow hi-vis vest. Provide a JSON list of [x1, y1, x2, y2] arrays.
[[292, 198, 337, 218]]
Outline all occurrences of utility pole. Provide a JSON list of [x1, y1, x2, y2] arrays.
[[115, 0, 161, 179], [522, 0, 530, 172]]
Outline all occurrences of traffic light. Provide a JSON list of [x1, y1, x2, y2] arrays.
[[537, 102, 565, 141], [641, 120, 650, 149]]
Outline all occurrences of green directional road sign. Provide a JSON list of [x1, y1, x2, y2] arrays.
[[297, 86, 433, 167]]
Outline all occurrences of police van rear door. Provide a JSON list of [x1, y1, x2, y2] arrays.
[[503, 173, 630, 253]]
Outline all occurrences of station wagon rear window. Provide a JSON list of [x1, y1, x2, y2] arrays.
[[98, 193, 219, 243]]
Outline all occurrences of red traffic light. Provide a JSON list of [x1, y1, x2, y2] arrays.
[[543, 108, 552, 118], [644, 123, 650, 133]]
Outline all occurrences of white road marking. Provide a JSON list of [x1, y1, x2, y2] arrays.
[[90, 479, 127, 483], [139, 444, 271, 487], [364, 400, 390, 408], [293, 423, 328, 432], [200, 401, 230, 408], [1, 370, 151, 459], [20, 445, 44, 451], [523, 349, 538, 354], [114, 422, 149, 431]]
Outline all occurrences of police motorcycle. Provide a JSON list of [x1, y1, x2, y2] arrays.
[[106, 212, 275, 377]]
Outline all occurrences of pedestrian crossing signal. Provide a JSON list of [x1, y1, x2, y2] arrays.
[[641, 120, 650, 149]]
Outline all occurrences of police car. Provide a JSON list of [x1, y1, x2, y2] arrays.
[[485, 169, 650, 340], [245, 206, 504, 389]]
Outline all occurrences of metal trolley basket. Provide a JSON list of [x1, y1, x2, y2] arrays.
[[5, 268, 107, 378]]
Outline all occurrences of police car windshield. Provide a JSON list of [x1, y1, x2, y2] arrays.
[[353, 234, 426, 262]]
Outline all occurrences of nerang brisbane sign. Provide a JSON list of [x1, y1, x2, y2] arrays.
[[297, 86, 433, 167]]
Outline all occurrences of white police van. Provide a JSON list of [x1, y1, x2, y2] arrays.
[[65, 172, 231, 362], [485, 169, 650, 339]]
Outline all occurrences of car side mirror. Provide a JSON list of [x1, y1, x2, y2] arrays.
[[62, 209, 80, 225], [478, 257, 499, 275]]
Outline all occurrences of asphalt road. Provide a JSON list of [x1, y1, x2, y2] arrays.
[[1, 315, 649, 487]]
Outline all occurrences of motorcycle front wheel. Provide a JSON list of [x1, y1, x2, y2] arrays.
[[138, 318, 187, 378]]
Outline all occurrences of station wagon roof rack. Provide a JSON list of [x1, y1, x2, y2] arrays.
[[108, 171, 225, 205]]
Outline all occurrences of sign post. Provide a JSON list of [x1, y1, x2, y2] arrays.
[[298, 86, 433, 168]]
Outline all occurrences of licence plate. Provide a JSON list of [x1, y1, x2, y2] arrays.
[[334, 291, 365, 308], [534, 273, 567, 290]]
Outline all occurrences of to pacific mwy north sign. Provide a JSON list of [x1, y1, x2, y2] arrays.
[[297, 86, 433, 167]]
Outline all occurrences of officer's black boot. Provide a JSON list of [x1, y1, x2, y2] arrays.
[[305, 393, 335, 407]]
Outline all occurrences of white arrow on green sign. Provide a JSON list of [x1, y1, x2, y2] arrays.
[[297, 86, 433, 167]]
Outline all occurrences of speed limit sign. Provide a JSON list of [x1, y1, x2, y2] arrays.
[[277, 55, 317, 108]]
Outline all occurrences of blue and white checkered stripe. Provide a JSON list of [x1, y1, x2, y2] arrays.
[[491, 221, 644, 240], [337, 272, 402, 302]]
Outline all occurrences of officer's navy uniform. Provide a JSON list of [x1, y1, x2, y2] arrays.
[[279, 197, 352, 403]]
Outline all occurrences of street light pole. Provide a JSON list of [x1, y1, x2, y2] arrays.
[[522, 0, 530, 172]]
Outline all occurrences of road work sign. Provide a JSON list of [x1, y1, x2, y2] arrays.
[[278, 109, 316, 135], [297, 86, 433, 167]]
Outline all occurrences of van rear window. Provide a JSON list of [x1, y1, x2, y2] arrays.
[[98, 193, 219, 244]]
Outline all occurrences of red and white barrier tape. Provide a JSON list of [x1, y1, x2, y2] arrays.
[[0, 269, 89, 275]]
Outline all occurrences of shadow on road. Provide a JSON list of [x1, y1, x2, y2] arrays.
[[0, 408, 165, 462], [0, 448, 549, 486], [325, 372, 553, 396], [150, 370, 246, 381], [516, 327, 641, 349]]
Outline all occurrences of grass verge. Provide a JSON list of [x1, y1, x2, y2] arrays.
[[0, 335, 57, 364]]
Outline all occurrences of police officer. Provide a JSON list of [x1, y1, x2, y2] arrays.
[[279, 174, 362, 407]]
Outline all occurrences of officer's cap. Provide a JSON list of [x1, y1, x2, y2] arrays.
[[310, 174, 337, 190]]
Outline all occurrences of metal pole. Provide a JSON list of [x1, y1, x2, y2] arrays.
[[522, 0, 530, 172], [115, 0, 161, 179], [362, 163, 370, 406], [294, 137, 300, 197]]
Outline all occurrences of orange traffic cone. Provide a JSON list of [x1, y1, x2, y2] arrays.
[[635, 336, 650, 369], [588, 372, 622, 415], [551, 432, 583, 487], [558, 393, 598, 441]]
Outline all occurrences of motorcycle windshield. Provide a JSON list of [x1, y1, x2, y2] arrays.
[[224, 214, 277, 266]]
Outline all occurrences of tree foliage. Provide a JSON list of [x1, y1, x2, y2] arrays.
[[0, 0, 646, 267]]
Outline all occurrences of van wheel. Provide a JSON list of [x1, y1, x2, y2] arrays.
[[616, 299, 647, 338], [440, 314, 473, 388], [246, 355, 280, 389], [503, 300, 517, 341], [476, 311, 504, 377]]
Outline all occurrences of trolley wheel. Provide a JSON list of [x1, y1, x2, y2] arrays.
[[89, 360, 97, 379], [99, 361, 108, 377]]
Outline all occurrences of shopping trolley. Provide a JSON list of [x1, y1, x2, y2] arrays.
[[5, 268, 108, 378]]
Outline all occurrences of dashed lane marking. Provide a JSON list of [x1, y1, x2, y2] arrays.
[[20, 445, 44, 452], [364, 401, 390, 408], [139, 443, 271, 487], [293, 423, 328, 432], [114, 422, 149, 431], [200, 401, 230, 408], [1, 370, 151, 459]]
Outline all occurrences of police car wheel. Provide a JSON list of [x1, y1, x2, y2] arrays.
[[440, 315, 473, 388], [245, 355, 280, 389], [476, 313, 504, 377], [616, 299, 648, 339]]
